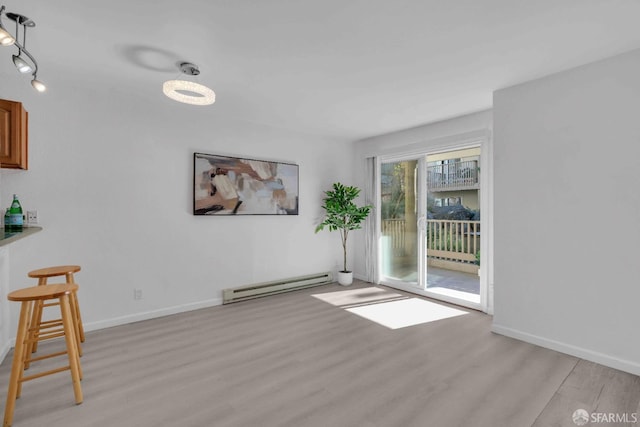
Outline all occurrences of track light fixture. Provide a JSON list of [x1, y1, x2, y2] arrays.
[[0, 5, 45, 92], [163, 62, 215, 106]]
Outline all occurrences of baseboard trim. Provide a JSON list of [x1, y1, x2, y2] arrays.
[[353, 273, 368, 282], [0, 341, 11, 363], [0, 297, 223, 364], [83, 297, 223, 333], [491, 323, 640, 376]]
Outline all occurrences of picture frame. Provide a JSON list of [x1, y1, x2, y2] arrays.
[[193, 152, 299, 215]]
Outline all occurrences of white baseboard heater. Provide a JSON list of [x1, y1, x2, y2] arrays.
[[223, 272, 333, 304]]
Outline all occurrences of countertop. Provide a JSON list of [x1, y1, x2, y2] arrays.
[[0, 227, 42, 247]]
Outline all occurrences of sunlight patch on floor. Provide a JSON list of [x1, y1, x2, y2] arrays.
[[312, 287, 406, 307], [347, 298, 468, 329], [312, 287, 469, 329]]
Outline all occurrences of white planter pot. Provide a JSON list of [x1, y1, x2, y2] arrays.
[[337, 271, 353, 286]]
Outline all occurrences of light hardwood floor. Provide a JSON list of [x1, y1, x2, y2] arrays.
[[0, 280, 638, 427]]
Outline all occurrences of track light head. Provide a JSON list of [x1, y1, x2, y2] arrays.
[[0, 26, 13, 45], [31, 77, 45, 92], [12, 54, 31, 73]]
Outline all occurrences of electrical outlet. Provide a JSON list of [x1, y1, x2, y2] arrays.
[[134, 289, 142, 300], [26, 210, 38, 225]]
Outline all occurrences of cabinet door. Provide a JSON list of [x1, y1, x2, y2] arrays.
[[0, 99, 28, 170]]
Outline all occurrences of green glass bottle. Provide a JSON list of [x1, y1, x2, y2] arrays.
[[9, 194, 23, 231], [4, 208, 11, 232]]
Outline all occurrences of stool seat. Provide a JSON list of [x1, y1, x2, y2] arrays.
[[28, 265, 81, 280], [8, 283, 79, 301]]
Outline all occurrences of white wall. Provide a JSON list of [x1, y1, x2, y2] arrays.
[[492, 48, 640, 375], [0, 247, 9, 356], [0, 75, 352, 356], [352, 110, 493, 283]]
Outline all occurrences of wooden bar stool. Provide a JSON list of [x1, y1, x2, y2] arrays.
[[3, 283, 83, 427], [27, 266, 85, 357]]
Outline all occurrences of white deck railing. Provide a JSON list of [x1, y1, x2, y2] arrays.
[[381, 219, 407, 256], [426, 219, 479, 264], [381, 219, 480, 264]]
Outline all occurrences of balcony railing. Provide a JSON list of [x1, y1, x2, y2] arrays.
[[381, 219, 407, 257], [426, 219, 479, 265], [381, 219, 480, 265], [427, 160, 479, 191]]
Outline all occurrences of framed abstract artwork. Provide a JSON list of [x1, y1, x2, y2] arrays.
[[193, 152, 299, 215]]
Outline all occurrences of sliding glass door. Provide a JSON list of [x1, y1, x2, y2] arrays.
[[378, 146, 483, 310]]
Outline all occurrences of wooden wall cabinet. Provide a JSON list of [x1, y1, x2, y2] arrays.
[[0, 99, 28, 170]]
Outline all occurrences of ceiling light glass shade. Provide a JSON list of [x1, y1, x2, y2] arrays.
[[163, 80, 215, 106], [12, 54, 31, 73], [0, 27, 14, 45], [31, 78, 45, 92]]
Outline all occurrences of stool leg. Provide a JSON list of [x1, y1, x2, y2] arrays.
[[29, 278, 47, 355], [4, 300, 32, 427], [17, 300, 37, 397], [68, 293, 83, 357], [24, 300, 43, 365], [64, 273, 85, 343], [72, 292, 85, 343], [60, 295, 83, 404]]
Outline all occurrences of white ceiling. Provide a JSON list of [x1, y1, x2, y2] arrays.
[[5, 0, 640, 141]]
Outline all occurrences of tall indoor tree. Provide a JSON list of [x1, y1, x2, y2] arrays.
[[316, 182, 372, 285]]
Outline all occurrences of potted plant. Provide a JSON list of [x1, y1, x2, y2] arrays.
[[315, 182, 372, 286]]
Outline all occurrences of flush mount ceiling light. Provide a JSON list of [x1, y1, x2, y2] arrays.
[[0, 5, 45, 92], [163, 62, 215, 106]]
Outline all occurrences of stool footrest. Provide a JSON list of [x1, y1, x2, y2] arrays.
[[20, 365, 71, 382], [37, 319, 63, 327], [25, 350, 68, 365], [28, 329, 65, 342]]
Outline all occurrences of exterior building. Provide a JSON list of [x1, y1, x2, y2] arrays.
[[427, 147, 480, 211]]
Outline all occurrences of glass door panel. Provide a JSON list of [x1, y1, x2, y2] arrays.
[[379, 159, 419, 285], [425, 149, 481, 304]]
